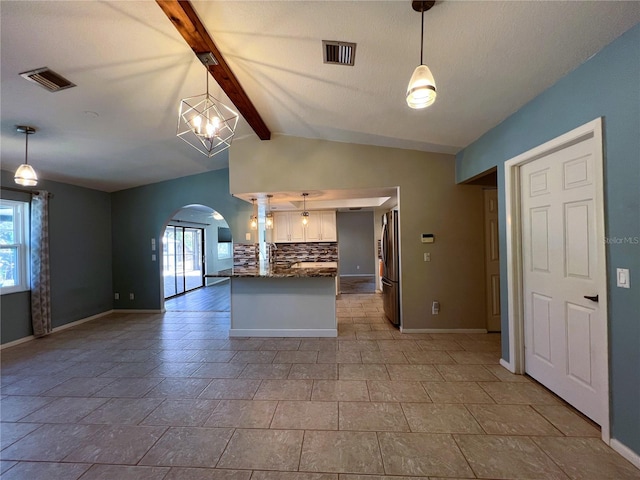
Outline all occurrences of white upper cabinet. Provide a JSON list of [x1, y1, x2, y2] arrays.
[[273, 210, 337, 243]]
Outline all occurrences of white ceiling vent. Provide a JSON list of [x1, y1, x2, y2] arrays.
[[20, 67, 76, 92], [323, 40, 356, 66]]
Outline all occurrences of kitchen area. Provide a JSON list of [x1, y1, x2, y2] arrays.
[[205, 188, 400, 337]]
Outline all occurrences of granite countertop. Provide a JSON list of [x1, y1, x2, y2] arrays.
[[205, 264, 338, 278]]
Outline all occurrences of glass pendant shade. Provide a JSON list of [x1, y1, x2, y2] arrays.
[[14, 164, 38, 186], [301, 211, 310, 226], [265, 213, 274, 229], [406, 64, 437, 109]]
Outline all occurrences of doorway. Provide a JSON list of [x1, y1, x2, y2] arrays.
[[504, 118, 609, 440], [336, 210, 376, 294], [163, 225, 204, 298]]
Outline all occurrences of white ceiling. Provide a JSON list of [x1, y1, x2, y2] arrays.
[[1, 1, 639, 193]]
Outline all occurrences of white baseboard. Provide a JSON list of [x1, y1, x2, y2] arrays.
[[499, 357, 517, 373], [113, 309, 165, 314], [0, 309, 114, 350], [229, 328, 338, 338], [400, 328, 488, 334], [610, 438, 640, 470]]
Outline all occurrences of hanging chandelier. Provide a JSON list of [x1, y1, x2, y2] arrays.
[[265, 194, 274, 230], [177, 53, 239, 157], [301, 193, 310, 227], [14, 125, 38, 186], [249, 198, 258, 230], [406, 1, 437, 109]]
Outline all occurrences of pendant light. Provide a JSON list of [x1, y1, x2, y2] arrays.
[[265, 195, 274, 229], [406, 1, 437, 109], [249, 198, 258, 230], [301, 193, 310, 227], [14, 126, 38, 186], [177, 53, 239, 157]]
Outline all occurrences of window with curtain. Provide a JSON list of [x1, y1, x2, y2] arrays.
[[0, 199, 29, 294]]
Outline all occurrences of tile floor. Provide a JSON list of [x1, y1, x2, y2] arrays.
[[1, 293, 639, 480]]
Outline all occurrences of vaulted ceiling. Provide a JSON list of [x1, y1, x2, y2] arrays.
[[1, 1, 639, 192]]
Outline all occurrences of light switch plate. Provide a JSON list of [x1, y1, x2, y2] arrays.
[[616, 268, 630, 288]]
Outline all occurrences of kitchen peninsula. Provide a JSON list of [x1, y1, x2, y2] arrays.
[[206, 261, 338, 337]]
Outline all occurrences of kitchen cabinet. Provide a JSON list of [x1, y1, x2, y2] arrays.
[[273, 210, 337, 242]]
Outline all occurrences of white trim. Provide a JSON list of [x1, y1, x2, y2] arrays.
[[229, 328, 337, 338], [610, 439, 640, 470], [113, 309, 165, 314], [400, 328, 488, 334], [503, 117, 610, 443], [0, 309, 114, 350]]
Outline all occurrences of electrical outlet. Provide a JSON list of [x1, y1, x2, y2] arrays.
[[129, 293, 134, 300], [432, 301, 440, 315], [114, 293, 119, 300], [424, 253, 431, 262], [357, 265, 360, 270]]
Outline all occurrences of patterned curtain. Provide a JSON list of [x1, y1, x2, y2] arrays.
[[31, 191, 52, 337]]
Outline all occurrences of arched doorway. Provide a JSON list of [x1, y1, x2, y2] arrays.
[[161, 204, 231, 311]]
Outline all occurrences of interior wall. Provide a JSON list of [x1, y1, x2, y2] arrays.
[[455, 24, 640, 456], [0, 170, 112, 344], [110, 168, 250, 310], [337, 211, 375, 275], [229, 135, 485, 331]]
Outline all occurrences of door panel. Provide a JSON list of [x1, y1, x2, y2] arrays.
[[520, 136, 604, 425], [484, 190, 501, 332]]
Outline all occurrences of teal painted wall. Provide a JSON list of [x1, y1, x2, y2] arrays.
[[456, 25, 640, 454], [110, 168, 250, 310], [1, 170, 112, 344]]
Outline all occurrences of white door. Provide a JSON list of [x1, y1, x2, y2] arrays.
[[484, 189, 501, 332], [520, 135, 606, 425]]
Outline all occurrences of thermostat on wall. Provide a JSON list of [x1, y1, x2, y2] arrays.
[[421, 233, 434, 243]]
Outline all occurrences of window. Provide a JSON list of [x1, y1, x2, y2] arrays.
[[217, 242, 232, 260], [0, 199, 29, 294]]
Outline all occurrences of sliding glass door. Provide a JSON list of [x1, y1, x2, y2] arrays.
[[163, 225, 204, 298]]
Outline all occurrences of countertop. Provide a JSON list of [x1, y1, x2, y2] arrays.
[[205, 263, 338, 278]]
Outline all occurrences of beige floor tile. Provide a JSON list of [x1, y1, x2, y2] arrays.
[[251, 472, 337, 480], [204, 400, 277, 428], [300, 431, 384, 474], [533, 405, 601, 437], [338, 340, 380, 352], [386, 364, 443, 381], [271, 401, 338, 430], [367, 380, 431, 402], [198, 379, 261, 399], [41, 377, 115, 397], [339, 401, 409, 432], [65, 425, 167, 464], [338, 364, 389, 380], [311, 380, 370, 401], [139, 427, 232, 467], [229, 351, 276, 363], [448, 351, 501, 364], [1, 375, 71, 396], [78, 464, 170, 480], [354, 331, 394, 340], [163, 468, 251, 480], [467, 404, 562, 435], [533, 436, 640, 480], [238, 363, 292, 379], [141, 399, 220, 426], [254, 379, 313, 400], [378, 432, 474, 477], [415, 339, 465, 351], [143, 378, 211, 398], [317, 351, 361, 363], [402, 403, 483, 433], [455, 434, 569, 479], [479, 381, 563, 404], [339, 476, 430, 480], [404, 350, 455, 365], [422, 381, 495, 403], [147, 362, 202, 378], [483, 364, 531, 382], [274, 350, 319, 364], [360, 351, 408, 364], [289, 363, 338, 380], [100, 362, 159, 378], [435, 364, 498, 381], [225, 339, 265, 351], [217, 429, 304, 471], [188, 350, 236, 362], [376, 339, 422, 352], [80, 398, 163, 424], [93, 377, 163, 398], [0, 461, 91, 480], [299, 339, 338, 352], [259, 339, 302, 351], [190, 363, 246, 379]]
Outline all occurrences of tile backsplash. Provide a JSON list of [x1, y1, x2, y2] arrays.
[[233, 243, 259, 267], [272, 242, 338, 266]]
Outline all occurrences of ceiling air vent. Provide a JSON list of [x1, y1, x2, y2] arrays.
[[20, 67, 76, 92], [322, 40, 356, 66]]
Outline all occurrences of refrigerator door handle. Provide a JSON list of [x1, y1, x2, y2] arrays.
[[381, 277, 393, 287]]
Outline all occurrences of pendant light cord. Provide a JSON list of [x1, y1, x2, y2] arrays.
[[24, 130, 29, 165], [420, 7, 424, 65]]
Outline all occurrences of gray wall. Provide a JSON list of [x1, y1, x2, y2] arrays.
[[111, 168, 250, 310], [1, 169, 112, 344], [337, 211, 375, 275], [456, 24, 640, 456]]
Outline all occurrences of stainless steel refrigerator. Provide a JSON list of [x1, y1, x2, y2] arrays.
[[381, 210, 400, 327]]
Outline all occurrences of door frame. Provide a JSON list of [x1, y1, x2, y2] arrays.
[[502, 117, 609, 442]]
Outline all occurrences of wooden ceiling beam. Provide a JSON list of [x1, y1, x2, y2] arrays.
[[157, 0, 271, 140]]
